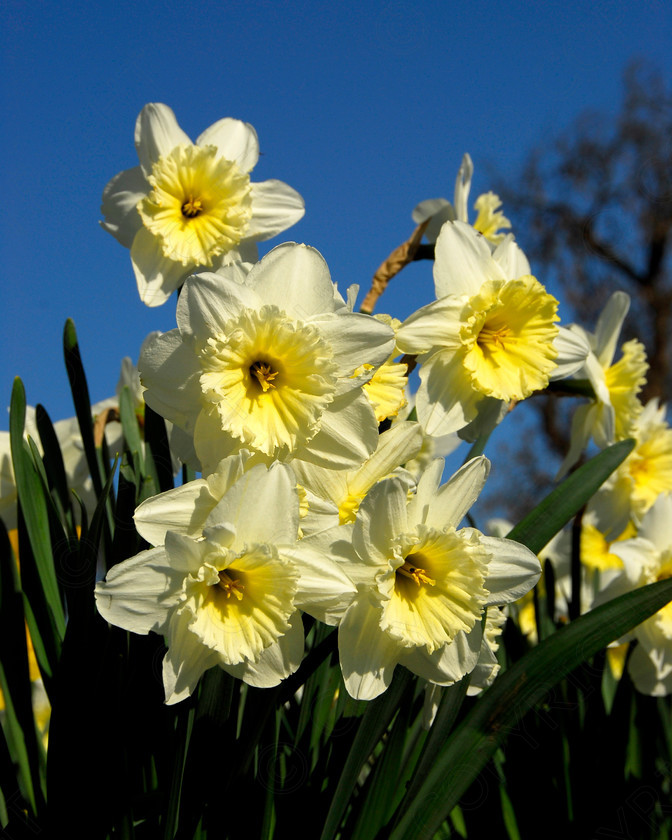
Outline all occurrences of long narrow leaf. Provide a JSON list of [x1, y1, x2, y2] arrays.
[[506, 439, 634, 554], [9, 379, 65, 638], [388, 577, 672, 840], [320, 668, 413, 840]]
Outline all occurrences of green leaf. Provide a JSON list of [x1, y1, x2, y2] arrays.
[[63, 319, 104, 498], [320, 668, 413, 840], [506, 439, 635, 554], [35, 404, 75, 535], [387, 576, 672, 840], [9, 380, 65, 640], [0, 520, 43, 816]]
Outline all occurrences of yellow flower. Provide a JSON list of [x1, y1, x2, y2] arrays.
[[139, 244, 395, 474], [472, 191, 511, 245], [138, 144, 252, 267], [396, 222, 563, 437], [101, 103, 305, 306]]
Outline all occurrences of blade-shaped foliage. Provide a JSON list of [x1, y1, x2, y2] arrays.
[[388, 577, 672, 840]]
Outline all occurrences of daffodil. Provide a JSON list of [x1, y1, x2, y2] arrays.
[[558, 291, 648, 477], [303, 456, 540, 700], [290, 421, 423, 531], [395, 221, 587, 438], [101, 103, 305, 306], [412, 154, 511, 246], [604, 399, 672, 523], [95, 462, 356, 702], [596, 494, 672, 695], [138, 243, 395, 473], [361, 316, 409, 423]]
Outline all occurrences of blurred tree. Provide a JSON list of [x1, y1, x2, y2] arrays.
[[486, 60, 672, 518]]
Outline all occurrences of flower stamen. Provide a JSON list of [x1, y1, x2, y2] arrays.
[[182, 194, 204, 218], [217, 569, 245, 600], [250, 361, 279, 393], [397, 559, 436, 587], [478, 324, 511, 352]]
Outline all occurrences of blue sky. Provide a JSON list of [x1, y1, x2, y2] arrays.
[[1, 0, 670, 431]]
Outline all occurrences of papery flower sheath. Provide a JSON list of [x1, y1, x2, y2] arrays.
[[101, 103, 305, 306], [95, 461, 356, 702], [138, 243, 395, 473], [303, 456, 541, 700]]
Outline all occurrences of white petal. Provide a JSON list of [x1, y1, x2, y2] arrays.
[[177, 269, 259, 341], [412, 199, 455, 243], [130, 227, 190, 306], [280, 544, 357, 624], [134, 478, 211, 545], [407, 458, 444, 526], [138, 331, 203, 432], [628, 644, 672, 696], [416, 350, 482, 436], [492, 236, 531, 279], [402, 624, 482, 685], [395, 297, 465, 355], [135, 103, 191, 176], [163, 610, 220, 704], [193, 409, 243, 476], [246, 180, 305, 241], [205, 463, 299, 546], [314, 311, 395, 387], [478, 535, 541, 604], [354, 477, 407, 567], [412, 197, 451, 225], [338, 597, 400, 700], [424, 456, 490, 530], [245, 242, 336, 319], [556, 403, 599, 479], [595, 291, 630, 368], [639, 495, 672, 550], [196, 118, 259, 173], [349, 422, 423, 497], [453, 154, 474, 223], [221, 612, 304, 687], [297, 390, 379, 470], [100, 166, 147, 247], [434, 221, 505, 299], [94, 547, 183, 635], [549, 327, 591, 380]]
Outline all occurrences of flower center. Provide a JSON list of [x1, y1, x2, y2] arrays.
[[198, 305, 339, 457], [217, 569, 245, 600], [396, 557, 436, 587], [250, 361, 279, 393], [380, 527, 490, 653], [460, 276, 559, 402], [137, 144, 252, 267], [477, 322, 512, 353], [182, 194, 204, 218]]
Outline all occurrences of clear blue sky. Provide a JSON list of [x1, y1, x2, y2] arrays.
[[1, 0, 670, 429]]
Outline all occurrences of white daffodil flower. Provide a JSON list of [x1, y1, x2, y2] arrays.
[[360, 315, 409, 424], [95, 462, 356, 703], [596, 495, 672, 696], [101, 103, 305, 307], [395, 221, 588, 439], [138, 243, 396, 474], [558, 291, 648, 477], [303, 456, 540, 700], [599, 399, 672, 525], [412, 154, 511, 246], [290, 421, 423, 532]]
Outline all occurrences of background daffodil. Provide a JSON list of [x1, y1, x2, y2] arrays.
[[101, 103, 305, 306]]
